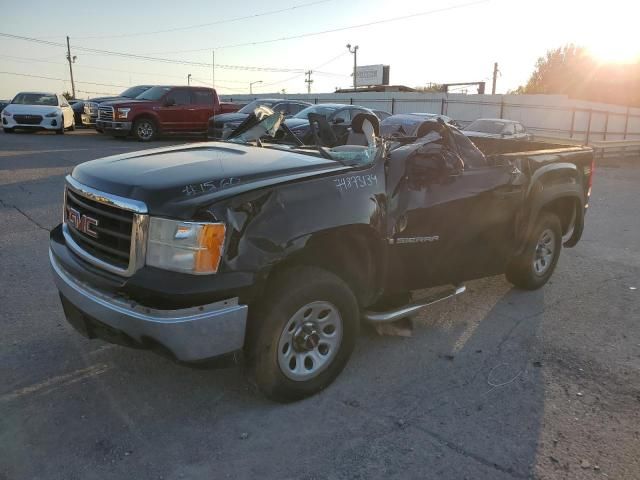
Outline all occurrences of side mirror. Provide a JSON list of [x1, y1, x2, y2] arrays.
[[164, 98, 176, 107], [333, 117, 345, 124]]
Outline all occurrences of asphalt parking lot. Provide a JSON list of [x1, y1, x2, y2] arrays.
[[1, 129, 639, 480]]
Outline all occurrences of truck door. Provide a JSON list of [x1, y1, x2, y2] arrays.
[[157, 88, 191, 132], [190, 89, 215, 132], [387, 127, 525, 289]]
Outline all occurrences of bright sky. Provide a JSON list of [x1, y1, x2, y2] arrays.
[[1, 0, 638, 100]]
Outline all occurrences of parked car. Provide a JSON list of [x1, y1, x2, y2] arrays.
[[96, 86, 240, 141], [373, 110, 392, 121], [0, 100, 10, 113], [284, 103, 375, 142], [380, 113, 459, 137], [2, 92, 75, 134], [68, 100, 84, 126], [463, 118, 531, 140], [49, 108, 594, 402], [208, 98, 311, 138], [79, 85, 154, 129]]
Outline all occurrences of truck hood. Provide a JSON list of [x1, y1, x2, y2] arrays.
[[71, 142, 348, 217], [87, 96, 123, 104], [99, 99, 155, 108]]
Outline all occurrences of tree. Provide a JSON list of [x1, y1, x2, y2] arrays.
[[415, 83, 446, 93], [62, 91, 73, 100], [515, 44, 640, 106]]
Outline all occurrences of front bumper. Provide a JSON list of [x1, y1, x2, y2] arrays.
[[50, 249, 248, 362], [81, 113, 97, 126], [2, 115, 61, 130], [96, 120, 132, 133]]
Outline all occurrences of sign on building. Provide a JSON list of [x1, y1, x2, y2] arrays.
[[355, 64, 390, 87]]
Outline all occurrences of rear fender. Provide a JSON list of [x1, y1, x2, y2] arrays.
[[517, 162, 585, 253]]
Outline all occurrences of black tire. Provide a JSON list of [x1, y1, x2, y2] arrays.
[[133, 117, 157, 142], [96, 127, 104, 133], [69, 120, 75, 132], [56, 117, 64, 135], [247, 266, 359, 402], [506, 212, 562, 290], [3, 128, 13, 133]]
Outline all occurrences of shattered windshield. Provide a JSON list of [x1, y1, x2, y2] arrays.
[[224, 106, 381, 166], [226, 106, 284, 143], [238, 100, 279, 114]]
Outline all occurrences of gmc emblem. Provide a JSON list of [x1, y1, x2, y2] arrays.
[[67, 206, 99, 238]]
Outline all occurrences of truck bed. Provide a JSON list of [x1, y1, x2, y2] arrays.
[[467, 137, 590, 157]]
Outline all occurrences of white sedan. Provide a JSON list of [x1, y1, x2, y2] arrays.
[[2, 92, 75, 134]]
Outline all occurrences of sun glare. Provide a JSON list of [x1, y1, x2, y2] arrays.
[[587, 42, 640, 64]]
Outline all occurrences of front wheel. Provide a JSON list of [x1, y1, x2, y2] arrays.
[[3, 128, 13, 133], [133, 118, 157, 142], [248, 266, 359, 402], [506, 212, 562, 290]]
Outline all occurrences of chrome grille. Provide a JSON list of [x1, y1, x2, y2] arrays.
[[62, 176, 149, 277], [98, 106, 114, 121], [65, 188, 133, 269], [85, 102, 99, 115]]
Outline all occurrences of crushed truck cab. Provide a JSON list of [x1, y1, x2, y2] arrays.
[[50, 111, 594, 401]]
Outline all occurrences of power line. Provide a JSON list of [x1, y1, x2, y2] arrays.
[[145, 0, 489, 54], [0, 54, 250, 84], [0, 33, 328, 73], [73, 0, 333, 39], [0, 70, 128, 88], [260, 52, 348, 88], [0, 1, 486, 76]]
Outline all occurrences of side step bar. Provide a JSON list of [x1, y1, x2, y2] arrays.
[[363, 286, 466, 323]]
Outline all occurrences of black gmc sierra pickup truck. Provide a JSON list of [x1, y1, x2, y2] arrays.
[[49, 110, 594, 401]]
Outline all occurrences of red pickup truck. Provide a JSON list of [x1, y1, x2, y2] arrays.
[[96, 86, 239, 141]]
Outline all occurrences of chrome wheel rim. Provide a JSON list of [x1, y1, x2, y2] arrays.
[[277, 301, 343, 381], [137, 121, 154, 140], [533, 228, 555, 276]]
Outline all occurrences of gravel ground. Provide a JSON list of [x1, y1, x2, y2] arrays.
[[0, 129, 638, 480]]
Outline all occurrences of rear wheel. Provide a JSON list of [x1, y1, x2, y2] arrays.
[[133, 118, 157, 141], [506, 212, 562, 290], [247, 266, 359, 402]]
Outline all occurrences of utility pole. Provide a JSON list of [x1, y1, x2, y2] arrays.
[[492, 62, 499, 95], [187, 74, 192, 86], [212, 50, 215, 90], [305, 70, 313, 94], [346, 43, 359, 90], [66, 36, 77, 99]]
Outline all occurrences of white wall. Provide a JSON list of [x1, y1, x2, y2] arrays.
[[220, 92, 640, 143]]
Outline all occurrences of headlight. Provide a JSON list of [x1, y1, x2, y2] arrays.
[[2, 111, 11, 117], [116, 108, 131, 119], [45, 112, 59, 118], [146, 218, 226, 274]]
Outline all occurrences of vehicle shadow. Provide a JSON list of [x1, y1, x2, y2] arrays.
[[3, 275, 548, 479]]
